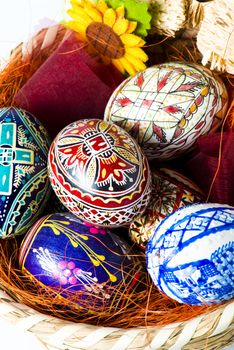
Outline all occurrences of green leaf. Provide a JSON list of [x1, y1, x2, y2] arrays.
[[106, 0, 123, 9], [106, 0, 152, 37]]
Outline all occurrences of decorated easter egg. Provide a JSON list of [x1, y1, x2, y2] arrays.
[[129, 168, 204, 250], [0, 107, 50, 238], [19, 213, 144, 310], [104, 62, 228, 160], [48, 119, 151, 227], [146, 203, 234, 305]]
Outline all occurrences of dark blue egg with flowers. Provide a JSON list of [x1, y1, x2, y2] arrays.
[[0, 107, 50, 238], [19, 213, 144, 309]]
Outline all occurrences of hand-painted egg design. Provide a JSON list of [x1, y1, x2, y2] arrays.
[[48, 119, 151, 227], [0, 107, 50, 238], [129, 168, 204, 251], [104, 62, 228, 160], [19, 213, 144, 310], [146, 203, 234, 305]]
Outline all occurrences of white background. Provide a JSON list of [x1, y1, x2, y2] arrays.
[[0, 0, 66, 67], [0, 1, 234, 349]]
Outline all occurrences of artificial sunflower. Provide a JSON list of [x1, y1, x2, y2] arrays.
[[65, 0, 149, 75]]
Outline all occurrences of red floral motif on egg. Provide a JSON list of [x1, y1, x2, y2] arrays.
[[105, 62, 228, 161], [116, 65, 208, 144], [57, 121, 139, 191], [48, 120, 151, 220]]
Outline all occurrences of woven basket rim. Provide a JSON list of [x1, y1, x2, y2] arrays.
[[0, 287, 233, 349], [0, 24, 233, 350]]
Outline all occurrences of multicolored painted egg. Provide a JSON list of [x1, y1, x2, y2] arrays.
[[104, 62, 228, 160], [19, 213, 144, 310], [0, 107, 50, 238], [48, 119, 151, 227], [129, 168, 204, 250], [146, 203, 234, 305]]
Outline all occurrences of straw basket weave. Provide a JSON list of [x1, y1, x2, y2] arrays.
[[0, 24, 234, 350]]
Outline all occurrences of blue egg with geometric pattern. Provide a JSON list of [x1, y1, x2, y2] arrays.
[[146, 203, 234, 305], [0, 107, 51, 238], [19, 213, 144, 311]]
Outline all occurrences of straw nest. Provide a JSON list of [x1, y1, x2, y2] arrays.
[[144, 0, 203, 36], [146, 0, 234, 75], [0, 24, 233, 350], [197, 0, 234, 75]]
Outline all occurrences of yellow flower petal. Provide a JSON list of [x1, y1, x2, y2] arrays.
[[67, 10, 92, 27], [70, 0, 82, 8], [75, 32, 87, 42], [116, 6, 125, 19], [84, 5, 103, 22], [126, 21, 137, 34], [113, 18, 129, 36], [120, 34, 145, 47], [64, 20, 87, 36], [111, 59, 125, 74], [125, 53, 147, 72], [125, 47, 148, 62], [67, 7, 92, 25], [96, 0, 108, 15], [119, 57, 136, 76], [66, 0, 146, 77], [103, 8, 116, 27]]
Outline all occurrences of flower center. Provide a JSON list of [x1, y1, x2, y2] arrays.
[[86, 22, 125, 59]]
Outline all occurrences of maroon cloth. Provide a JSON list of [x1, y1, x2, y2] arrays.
[[14, 33, 123, 139], [184, 131, 234, 206]]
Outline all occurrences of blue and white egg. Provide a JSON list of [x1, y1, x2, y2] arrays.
[[0, 107, 51, 238], [146, 203, 234, 305]]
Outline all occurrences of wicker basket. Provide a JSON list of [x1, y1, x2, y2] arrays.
[[0, 24, 234, 350]]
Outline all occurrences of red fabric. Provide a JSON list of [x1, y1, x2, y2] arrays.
[[184, 131, 234, 206], [14, 33, 123, 139]]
